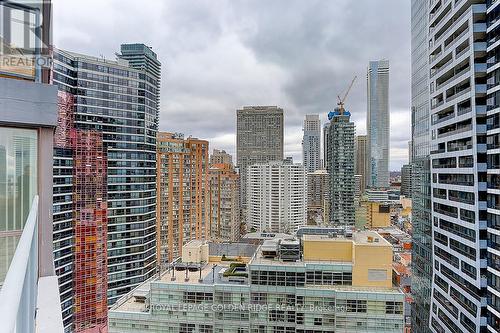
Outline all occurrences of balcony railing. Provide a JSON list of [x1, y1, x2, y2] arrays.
[[0, 196, 39, 333], [0, 196, 64, 333]]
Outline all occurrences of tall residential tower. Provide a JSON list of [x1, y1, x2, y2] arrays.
[[355, 135, 367, 193], [486, 1, 500, 331], [247, 160, 307, 233], [426, 1, 489, 332], [52, 45, 160, 330], [302, 114, 321, 173], [410, 1, 432, 331], [236, 106, 284, 211], [327, 108, 355, 227], [156, 132, 209, 265], [208, 163, 240, 242]]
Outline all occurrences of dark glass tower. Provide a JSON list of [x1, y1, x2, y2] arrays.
[[52, 46, 160, 331], [327, 108, 355, 227], [410, 0, 432, 331]]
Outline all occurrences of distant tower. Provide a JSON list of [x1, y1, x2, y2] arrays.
[[327, 107, 355, 227], [355, 135, 367, 193], [156, 132, 209, 264], [400, 164, 412, 198], [209, 163, 240, 242], [236, 106, 284, 211], [210, 149, 233, 165], [302, 114, 321, 172], [247, 161, 306, 233], [118, 43, 161, 107], [323, 123, 331, 172], [366, 60, 390, 189]]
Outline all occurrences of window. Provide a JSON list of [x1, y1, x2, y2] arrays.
[[0, 127, 38, 284]]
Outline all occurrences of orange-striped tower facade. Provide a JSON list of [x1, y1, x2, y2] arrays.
[[71, 129, 108, 333], [54, 90, 108, 332], [156, 132, 209, 266]]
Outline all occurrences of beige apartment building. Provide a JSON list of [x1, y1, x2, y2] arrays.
[[209, 163, 240, 242], [156, 132, 209, 265]]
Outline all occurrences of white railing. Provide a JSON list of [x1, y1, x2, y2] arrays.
[[0, 196, 39, 333]]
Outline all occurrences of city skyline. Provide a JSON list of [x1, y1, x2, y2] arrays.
[[52, 0, 412, 170], [3, 0, 500, 332]]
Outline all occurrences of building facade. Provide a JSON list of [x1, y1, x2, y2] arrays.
[[366, 60, 390, 189], [118, 43, 161, 108], [302, 114, 321, 173], [210, 149, 233, 165], [486, 1, 500, 331], [327, 111, 355, 227], [52, 46, 160, 330], [355, 135, 367, 193], [209, 163, 240, 242], [400, 164, 412, 198], [410, 1, 433, 331], [156, 132, 209, 266], [109, 232, 405, 333], [307, 169, 330, 225], [323, 122, 330, 172], [427, 1, 489, 332], [247, 161, 307, 233], [236, 106, 284, 210]]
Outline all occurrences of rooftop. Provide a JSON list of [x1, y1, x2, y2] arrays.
[[209, 242, 258, 258], [303, 230, 391, 246]]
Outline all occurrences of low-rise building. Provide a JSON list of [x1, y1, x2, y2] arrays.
[[365, 201, 391, 228], [109, 232, 405, 332]]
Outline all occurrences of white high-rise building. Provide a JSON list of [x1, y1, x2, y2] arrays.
[[486, 1, 500, 332], [367, 60, 390, 189], [247, 160, 307, 233], [302, 114, 321, 173], [426, 1, 491, 332]]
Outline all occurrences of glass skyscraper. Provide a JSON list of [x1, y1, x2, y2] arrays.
[[302, 114, 321, 173], [410, 1, 432, 332], [366, 60, 390, 189], [327, 111, 355, 227], [52, 45, 160, 331]]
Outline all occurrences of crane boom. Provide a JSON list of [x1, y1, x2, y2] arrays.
[[341, 75, 357, 104], [337, 75, 357, 114]]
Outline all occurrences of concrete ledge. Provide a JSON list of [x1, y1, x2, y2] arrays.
[[36, 276, 64, 333]]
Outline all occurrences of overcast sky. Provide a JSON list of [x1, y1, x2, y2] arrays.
[[53, 0, 411, 170]]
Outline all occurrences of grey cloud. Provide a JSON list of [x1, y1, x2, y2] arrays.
[[53, 0, 411, 170]]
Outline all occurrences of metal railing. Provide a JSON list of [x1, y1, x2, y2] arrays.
[[0, 196, 39, 333]]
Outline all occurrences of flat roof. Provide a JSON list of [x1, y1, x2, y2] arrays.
[[303, 231, 391, 247], [209, 243, 258, 257]]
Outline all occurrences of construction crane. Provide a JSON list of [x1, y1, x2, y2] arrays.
[[328, 75, 357, 120], [337, 75, 357, 114]]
